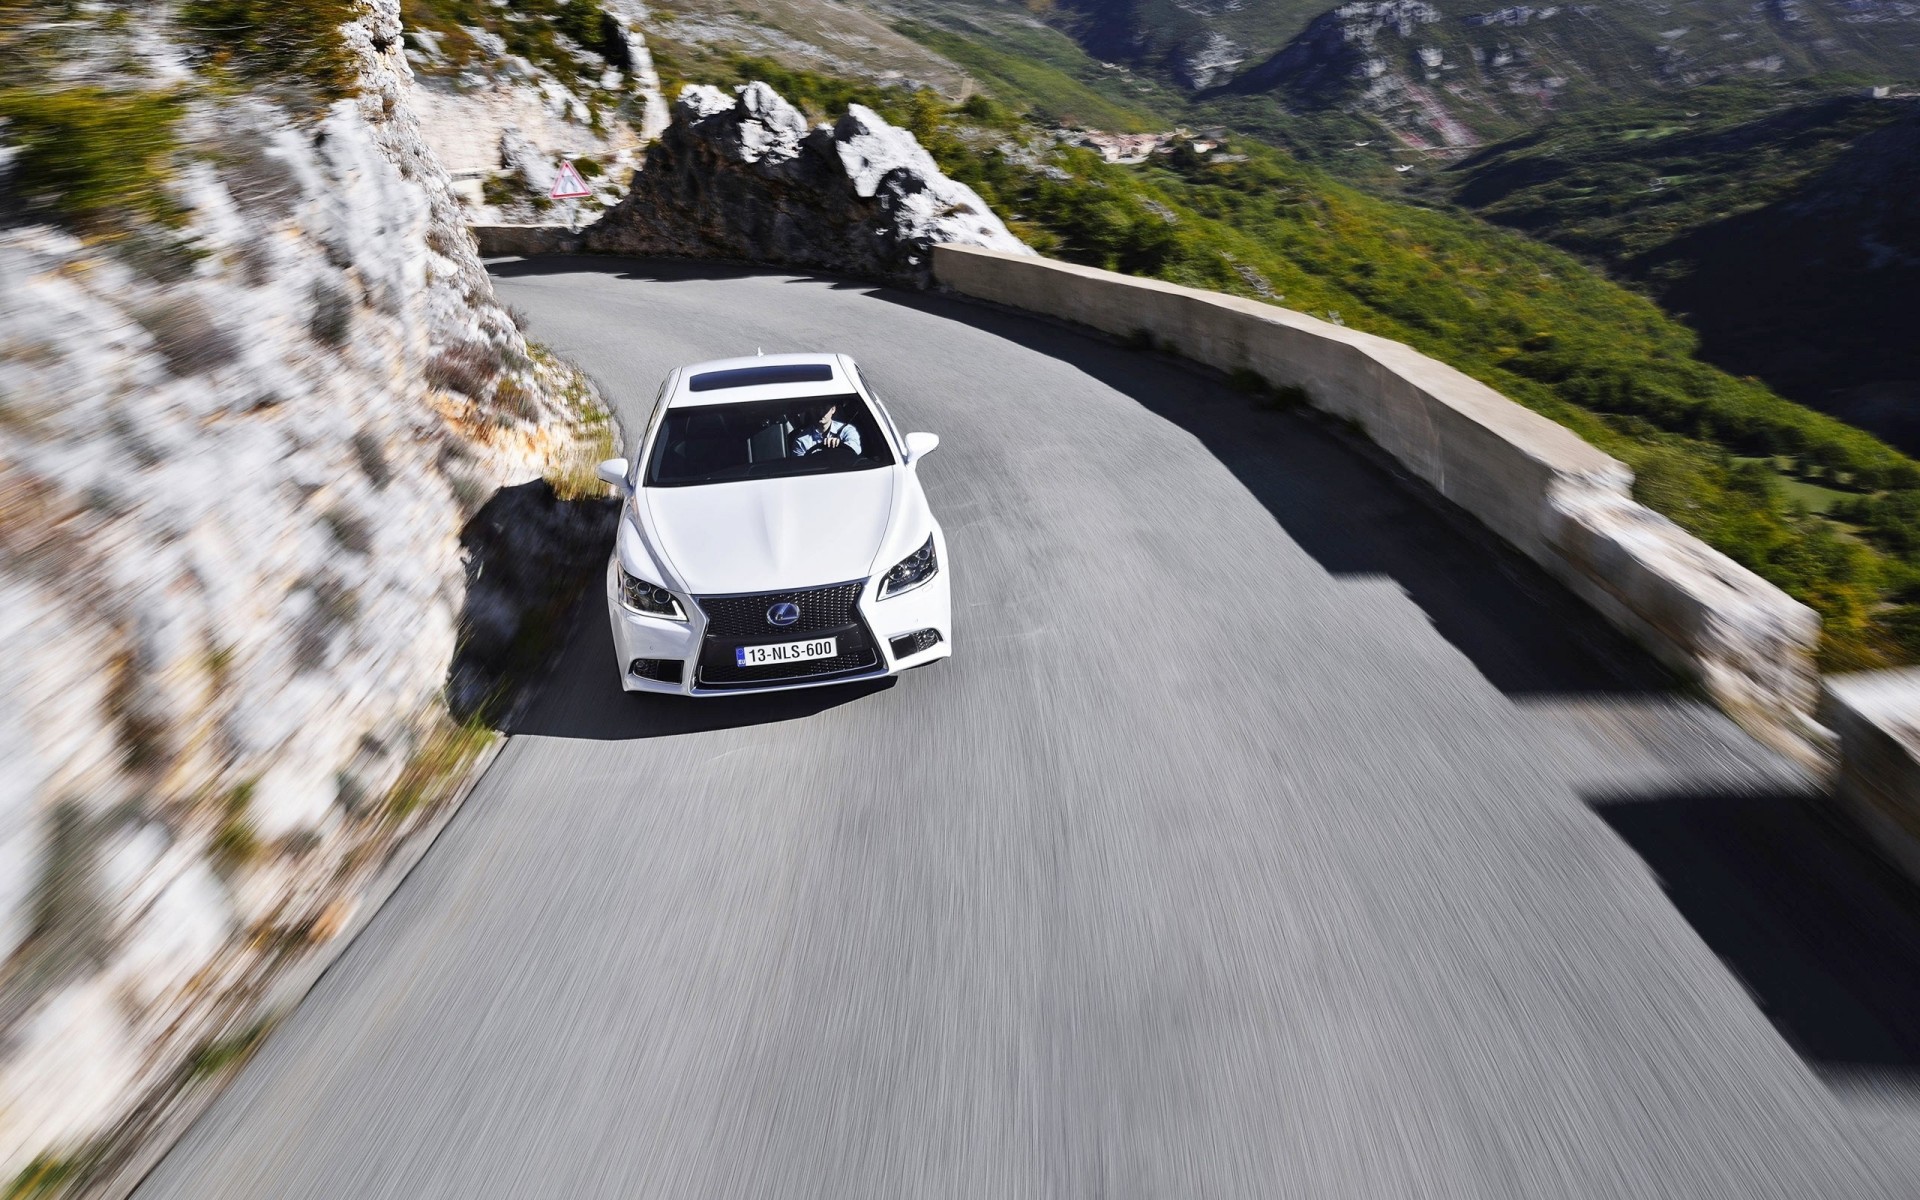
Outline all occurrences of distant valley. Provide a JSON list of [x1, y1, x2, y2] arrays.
[[1435, 80, 1920, 449]]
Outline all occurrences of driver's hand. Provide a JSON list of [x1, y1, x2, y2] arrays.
[[824, 434, 841, 448]]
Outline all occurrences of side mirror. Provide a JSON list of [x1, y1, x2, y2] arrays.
[[595, 458, 631, 494], [904, 432, 940, 464]]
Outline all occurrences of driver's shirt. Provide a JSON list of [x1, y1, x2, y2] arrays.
[[790, 420, 862, 457]]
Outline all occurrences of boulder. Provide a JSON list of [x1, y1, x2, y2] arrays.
[[584, 82, 1031, 283]]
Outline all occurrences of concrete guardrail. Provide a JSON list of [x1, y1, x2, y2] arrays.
[[932, 244, 1824, 761], [1821, 672, 1920, 881]]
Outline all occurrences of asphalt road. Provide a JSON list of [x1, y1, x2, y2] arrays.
[[138, 259, 1920, 1199]]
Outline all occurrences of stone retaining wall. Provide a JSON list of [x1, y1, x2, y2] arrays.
[[472, 225, 583, 258], [932, 244, 1823, 759]]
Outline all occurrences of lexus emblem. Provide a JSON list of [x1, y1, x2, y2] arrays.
[[767, 601, 801, 627]]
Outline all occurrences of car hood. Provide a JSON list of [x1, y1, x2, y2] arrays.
[[641, 470, 898, 596]]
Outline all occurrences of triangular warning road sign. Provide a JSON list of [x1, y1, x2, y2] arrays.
[[550, 160, 592, 200]]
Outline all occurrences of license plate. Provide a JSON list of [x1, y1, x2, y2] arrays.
[[736, 637, 837, 667]]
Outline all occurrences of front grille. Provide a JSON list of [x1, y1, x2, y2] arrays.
[[694, 580, 879, 688], [696, 581, 865, 638]]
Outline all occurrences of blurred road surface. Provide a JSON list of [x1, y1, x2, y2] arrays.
[[137, 260, 1920, 1198]]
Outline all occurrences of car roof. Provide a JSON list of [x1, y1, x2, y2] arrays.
[[668, 353, 857, 408]]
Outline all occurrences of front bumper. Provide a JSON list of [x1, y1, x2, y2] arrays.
[[605, 553, 951, 696]]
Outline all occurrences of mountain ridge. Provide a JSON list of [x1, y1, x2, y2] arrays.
[[1034, 0, 1920, 148]]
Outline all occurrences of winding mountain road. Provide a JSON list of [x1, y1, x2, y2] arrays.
[[137, 259, 1920, 1198]]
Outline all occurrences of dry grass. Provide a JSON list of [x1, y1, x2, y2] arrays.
[[546, 407, 617, 501], [383, 714, 496, 821], [7, 1149, 96, 1199], [491, 375, 540, 424], [308, 281, 353, 346], [182, 1019, 273, 1081], [136, 297, 241, 377], [425, 341, 502, 399], [532, 345, 619, 501], [351, 431, 392, 489]]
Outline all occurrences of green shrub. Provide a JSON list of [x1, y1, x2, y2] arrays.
[[481, 173, 519, 207], [0, 86, 184, 229], [178, 0, 360, 100], [184, 1021, 271, 1079], [8, 1151, 93, 1199]]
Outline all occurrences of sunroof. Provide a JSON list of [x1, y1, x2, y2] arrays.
[[689, 363, 835, 392]]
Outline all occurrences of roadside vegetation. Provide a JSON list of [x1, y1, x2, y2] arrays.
[[0, 0, 365, 237], [399, 0, 627, 88], [0, 4, 185, 235], [0, 86, 184, 230], [656, 44, 1920, 668], [177, 0, 362, 102]]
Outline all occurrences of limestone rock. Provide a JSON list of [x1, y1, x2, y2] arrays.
[[500, 126, 559, 195], [585, 82, 1032, 283], [0, 0, 611, 1175]]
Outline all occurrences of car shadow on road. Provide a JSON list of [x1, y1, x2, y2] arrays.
[[1591, 786, 1920, 1082], [502, 591, 894, 741], [867, 285, 1677, 699]]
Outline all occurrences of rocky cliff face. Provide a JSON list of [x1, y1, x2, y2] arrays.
[[404, 0, 669, 223], [583, 82, 1032, 282], [0, 0, 608, 1181], [1238, 2, 1440, 98], [1234, 2, 1481, 149]]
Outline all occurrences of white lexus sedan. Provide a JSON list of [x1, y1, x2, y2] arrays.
[[594, 353, 951, 694]]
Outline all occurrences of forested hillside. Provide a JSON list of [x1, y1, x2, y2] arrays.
[[1439, 80, 1920, 450]]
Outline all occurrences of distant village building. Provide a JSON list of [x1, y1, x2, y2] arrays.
[[1073, 131, 1172, 164]]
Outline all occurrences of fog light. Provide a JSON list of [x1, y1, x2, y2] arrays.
[[628, 658, 684, 683], [888, 629, 943, 658]]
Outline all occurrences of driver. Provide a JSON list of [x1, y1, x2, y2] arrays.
[[790, 404, 862, 457]]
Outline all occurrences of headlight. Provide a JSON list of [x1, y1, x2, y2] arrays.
[[617, 564, 687, 620], [877, 534, 938, 599]]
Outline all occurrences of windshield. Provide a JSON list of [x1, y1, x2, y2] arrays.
[[645, 394, 895, 487]]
